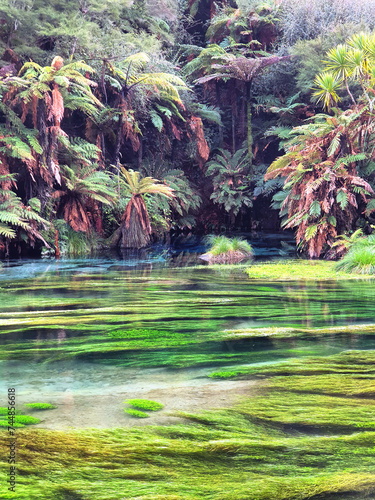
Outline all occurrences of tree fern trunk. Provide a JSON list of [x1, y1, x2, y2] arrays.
[[114, 112, 123, 169], [246, 81, 253, 173], [120, 197, 151, 249], [230, 80, 237, 153]]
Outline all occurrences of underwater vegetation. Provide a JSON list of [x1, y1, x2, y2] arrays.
[[1, 266, 375, 369], [0, 263, 374, 498], [124, 399, 164, 418], [124, 408, 149, 418], [245, 259, 366, 280], [0, 407, 40, 428], [24, 403, 57, 410], [125, 399, 164, 411], [1, 350, 375, 499]]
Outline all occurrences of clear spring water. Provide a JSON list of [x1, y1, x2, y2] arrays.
[[0, 240, 374, 428]]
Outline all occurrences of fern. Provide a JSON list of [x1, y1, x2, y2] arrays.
[[309, 200, 321, 217], [366, 199, 375, 216], [333, 153, 367, 169], [305, 224, 318, 241], [327, 132, 341, 157], [336, 189, 348, 210]]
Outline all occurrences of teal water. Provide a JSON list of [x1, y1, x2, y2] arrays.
[[0, 257, 374, 428]]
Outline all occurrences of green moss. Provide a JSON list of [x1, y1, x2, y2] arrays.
[[24, 403, 57, 410], [125, 399, 164, 411], [0, 407, 20, 415], [246, 259, 362, 280], [0, 414, 40, 428], [15, 415, 41, 425], [208, 351, 375, 380], [0, 420, 25, 428], [124, 408, 149, 418]]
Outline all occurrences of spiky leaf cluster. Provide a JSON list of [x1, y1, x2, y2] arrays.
[[266, 107, 375, 258]]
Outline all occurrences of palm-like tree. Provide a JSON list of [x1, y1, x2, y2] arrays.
[[312, 72, 342, 112], [205, 147, 252, 223], [103, 53, 188, 166], [265, 108, 374, 258], [119, 168, 174, 248], [0, 174, 49, 256], [5, 57, 101, 198], [52, 165, 116, 233], [196, 52, 290, 166], [313, 33, 375, 112]]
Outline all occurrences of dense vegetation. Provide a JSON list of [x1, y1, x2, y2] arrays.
[[2, 0, 375, 257]]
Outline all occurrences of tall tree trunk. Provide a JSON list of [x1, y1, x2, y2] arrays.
[[230, 80, 237, 153], [246, 80, 253, 173], [120, 196, 151, 249], [114, 113, 123, 169]]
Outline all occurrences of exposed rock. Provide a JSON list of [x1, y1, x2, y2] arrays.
[[199, 250, 253, 264]]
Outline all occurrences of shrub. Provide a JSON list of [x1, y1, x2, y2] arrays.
[[124, 399, 164, 411], [230, 237, 253, 254], [209, 235, 233, 256], [335, 237, 375, 274], [124, 409, 149, 418]]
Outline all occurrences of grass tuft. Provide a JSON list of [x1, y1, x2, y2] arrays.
[[336, 237, 375, 274], [202, 236, 253, 264]]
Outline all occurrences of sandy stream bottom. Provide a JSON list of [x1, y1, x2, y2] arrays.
[[1, 360, 258, 429]]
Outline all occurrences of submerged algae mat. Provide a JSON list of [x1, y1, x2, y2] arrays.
[[0, 261, 375, 368], [1, 352, 375, 499], [0, 259, 375, 499]]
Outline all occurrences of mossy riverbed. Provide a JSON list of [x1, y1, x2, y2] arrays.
[[0, 258, 374, 499]]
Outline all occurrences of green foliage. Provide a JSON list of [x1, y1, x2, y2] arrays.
[[140, 158, 201, 230], [205, 235, 253, 257], [124, 399, 164, 411], [54, 220, 99, 256], [266, 108, 374, 258], [206, 148, 252, 217], [335, 235, 375, 274]]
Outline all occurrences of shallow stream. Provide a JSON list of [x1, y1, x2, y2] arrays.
[[0, 245, 375, 429]]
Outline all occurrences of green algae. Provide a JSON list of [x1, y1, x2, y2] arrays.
[[125, 399, 164, 411], [1, 348, 375, 498], [245, 259, 366, 281], [1, 263, 375, 498], [124, 408, 149, 418], [24, 403, 57, 410], [1, 395, 375, 499], [3, 270, 375, 366], [208, 350, 375, 379]]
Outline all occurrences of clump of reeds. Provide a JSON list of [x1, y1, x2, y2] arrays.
[[200, 236, 253, 264]]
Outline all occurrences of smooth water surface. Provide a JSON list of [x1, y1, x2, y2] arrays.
[[0, 252, 375, 428]]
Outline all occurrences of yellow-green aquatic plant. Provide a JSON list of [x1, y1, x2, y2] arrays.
[[125, 399, 164, 411], [124, 408, 149, 418], [24, 403, 57, 410]]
